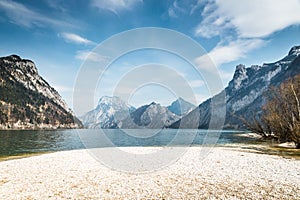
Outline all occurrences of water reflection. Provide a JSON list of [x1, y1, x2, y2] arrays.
[[0, 130, 84, 157]]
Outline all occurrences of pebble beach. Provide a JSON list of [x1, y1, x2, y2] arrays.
[[0, 146, 299, 199]]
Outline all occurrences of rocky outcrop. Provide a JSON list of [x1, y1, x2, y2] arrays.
[[169, 45, 300, 129], [0, 55, 82, 129]]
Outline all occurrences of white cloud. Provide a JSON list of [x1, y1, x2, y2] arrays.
[[91, 0, 141, 14], [196, 39, 265, 68], [195, 0, 233, 38], [195, 16, 233, 38], [167, 0, 186, 18], [194, 38, 265, 89], [60, 33, 95, 45], [194, 0, 299, 82], [217, 0, 300, 38], [76, 50, 110, 62], [196, 0, 300, 38], [0, 0, 71, 28], [168, 7, 177, 18], [45, 0, 67, 13]]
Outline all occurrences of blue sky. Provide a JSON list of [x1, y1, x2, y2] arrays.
[[0, 0, 300, 115]]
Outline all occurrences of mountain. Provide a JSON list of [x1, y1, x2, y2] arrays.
[[169, 45, 300, 129], [119, 102, 180, 129], [167, 97, 196, 116], [0, 55, 82, 129], [81, 96, 135, 128]]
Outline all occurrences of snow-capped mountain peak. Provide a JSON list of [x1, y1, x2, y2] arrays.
[[288, 45, 300, 57], [81, 96, 135, 128]]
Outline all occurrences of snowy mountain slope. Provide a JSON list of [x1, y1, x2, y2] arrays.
[[81, 96, 135, 128]]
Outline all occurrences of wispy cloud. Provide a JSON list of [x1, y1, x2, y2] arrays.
[[45, 0, 67, 13], [168, 7, 177, 18], [219, 0, 300, 38], [195, 0, 232, 38], [0, 0, 72, 28], [60, 33, 96, 45], [75, 50, 110, 62], [167, 1, 186, 18], [195, 39, 265, 68], [193, 39, 265, 87], [91, 0, 142, 14]]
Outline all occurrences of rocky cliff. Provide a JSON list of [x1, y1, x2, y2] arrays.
[[169, 45, 300, 129], [0, 55, 82, 129]]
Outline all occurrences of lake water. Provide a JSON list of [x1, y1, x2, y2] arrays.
[[0, 129, 252, 158]]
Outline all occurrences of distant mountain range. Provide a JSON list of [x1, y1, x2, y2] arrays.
[[81, 46, 300, 130], [169, 45, 300, 129], [3, 45, 299, 130], [0, 55, 82, 129], [81, 97, 193, 129], [119, 102, 180, 129]]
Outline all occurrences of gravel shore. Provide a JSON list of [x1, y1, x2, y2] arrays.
[[0, 146, 299, 199]]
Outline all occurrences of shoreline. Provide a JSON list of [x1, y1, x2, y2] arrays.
[[1, 136, 299, 162], [0, 126, 82, 131], [0, 151, 53, 162], [0, 146, 299, 199]]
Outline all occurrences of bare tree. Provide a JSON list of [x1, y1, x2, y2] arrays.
[[244, 75, 300, 148]]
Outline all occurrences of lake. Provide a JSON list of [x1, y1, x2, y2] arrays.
[[0, 129, 252, 158]]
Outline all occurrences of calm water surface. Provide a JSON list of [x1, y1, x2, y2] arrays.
[[0, 129, 252, 157]]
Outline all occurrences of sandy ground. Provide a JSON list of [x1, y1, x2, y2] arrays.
[[0, 146, 299, 199]]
